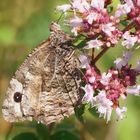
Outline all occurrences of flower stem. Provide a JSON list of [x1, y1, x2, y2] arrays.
[[91, 48, 95, 61], [94, 47, 109, 64], [122, 22, 135, 33]]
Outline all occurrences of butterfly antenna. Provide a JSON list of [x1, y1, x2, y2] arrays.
[[56, 12, 64, 24]]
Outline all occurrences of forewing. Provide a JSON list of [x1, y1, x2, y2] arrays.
[[2, 23, 82, 125], [37, 49, 81, 125]]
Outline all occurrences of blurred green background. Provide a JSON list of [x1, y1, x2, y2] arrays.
[[0, 0, 140, 140]]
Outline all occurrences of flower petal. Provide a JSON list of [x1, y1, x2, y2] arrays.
[[85, 39, 103, 49]]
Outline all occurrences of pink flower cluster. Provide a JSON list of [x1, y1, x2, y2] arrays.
[[57, 0, 140, 121], [57, 0, 140, 47], [80, 52, 140, 121]]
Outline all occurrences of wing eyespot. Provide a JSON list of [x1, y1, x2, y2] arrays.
[[13, 92, 22, 103]]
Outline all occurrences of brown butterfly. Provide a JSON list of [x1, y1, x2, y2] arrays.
[[2, 23, 81, 125]]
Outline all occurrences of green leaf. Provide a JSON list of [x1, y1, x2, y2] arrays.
[[73, 34, 87, 49], [73, 34, 86, 45], [36, 123, 50, 140], [74, 104, 85, 123], [120, 20, 129, 26], [55, 122, 75, 131], [12, 132, 39, 140], [51, 130, 80, 140], [76, 40, 87, 49], [107, 6, 113, 13]]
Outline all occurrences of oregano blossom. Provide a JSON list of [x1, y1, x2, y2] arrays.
[[57, 0, 140, 122]]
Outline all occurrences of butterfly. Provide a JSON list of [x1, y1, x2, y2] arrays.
[[2, 23, 82, 125]]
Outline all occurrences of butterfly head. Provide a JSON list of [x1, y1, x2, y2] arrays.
[[2, 78, 33, 122], [50, 22, 74, 45]]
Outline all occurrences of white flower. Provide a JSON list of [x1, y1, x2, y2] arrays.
[[101, 23, 116, 36], [56, 4, 71, 13], [100, 72, 112, 85], [88, 76, 96, 83], [82, 84, 94, 104], [86, 12, 98, 24], [124, 0, 134, 8], [123, 51, 133, 62], [93, 90, 113, 122], [91, 0, 105, 10], [86, 67, 93, 75], [115, 107, 127, 120], [126, 85, 140, 96], [114, 51, 133, 70], [79, 55, 89, 69], [70, 16, 83, 27], [84, 39, 103, 49], [122, 31, 138, 49], [70, 16, 83, 36], [72, 0, 90, 13], [115, 4, 131, 17], [114, 58, 126, 70], [71, 27, 78, 36]]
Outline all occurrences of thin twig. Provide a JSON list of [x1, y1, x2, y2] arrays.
[[91, 48, 95, 62], [94, 47, 109, 64], [94, 64, 101, 74], [122, 22, 135, 33], [56, 12, 64, 24]]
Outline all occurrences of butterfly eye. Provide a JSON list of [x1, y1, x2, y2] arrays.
[[13, 92, 22, 103]]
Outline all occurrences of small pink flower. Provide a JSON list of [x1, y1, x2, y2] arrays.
[[114, 58, 127, 70], [79, 55, 90, 69], [115, 107, 127, 120], [120, 64, 138, 86], [88, 76, 96, 84], [123, 51, 133, 62], [115, 4, 131, 17], [126, 85, 140, 96], [101, 23, 116, 36], [114, 51, 133, 70], [85, 39, 103, 49], [70, 16, 83, 27], [93, 90, 113, 122], [124, 0, 134, 9], [91, 0, 105, 10], [100, 72, 112, 85], [122, 31, 138, 49], [82, 84, 94, 104], [86, 12, 98, 24], [56, 4, 71, 13], [72, 0, 90, 13], [70, 16, 83, 36], [107, 29, 122, 45]]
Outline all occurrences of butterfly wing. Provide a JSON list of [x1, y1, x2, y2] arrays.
[[37, 48, 81, 124], [2, 23, 81, 125]]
